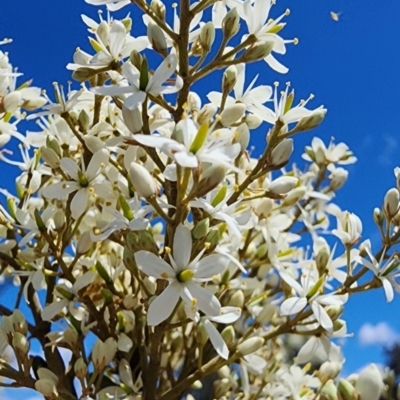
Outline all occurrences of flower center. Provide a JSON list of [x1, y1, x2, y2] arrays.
[[177, 269, 194, 282]]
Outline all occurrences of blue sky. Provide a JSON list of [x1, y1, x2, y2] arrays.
[[1, 0, 400, 396]]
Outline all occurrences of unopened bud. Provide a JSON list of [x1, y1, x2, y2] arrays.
[[256, 303, 276, 325], [41, 147, 60, 169], [338, 379, 357, 400], [227, 290, 244, 308], [321, 380, 338, 400], [191, 380, 203, 390], [384, 188, 399, 220], [130, 50, 143, 70], [242, 41, 274, 63], [96, 261, 113, 285], [77, 231, 93, 255], [199, 22, 215, 52], [195, 165, 226, 198], [12, 332, 29, 359], [78, 109, 90, 132], [325, 305, 344, 321], [126, 230, 159, 255], [197, 323, 208, 347], [123, 105, 143, 133], [355, 364, 383, 400], [373, 207, 384, 227], [4, 92, 21, 112], [281, 187, 306, 207], [214, 378, 231, 398], [74, 357, 88, 380], [12, 310, 28, 335], [221, 326, 235, 347], [92, 337, 117, 371], [205, 229, 220, 251], [330, 168, 348, 191], [129, 162, 157, 198], [220, 104, 246, 127], [72, 67, 99, 82], [150, 0, 166, 20], [269, 139, 293, 168], [296, 108, 327, 132], [319, 361, 342, 383], [237, 337, 264, 356], [316, 246, 329, 275], [222, 66, 237, 95], [222, 8, 240, 39], [255, 198, 274, 219], [268, 176, 297, 195], [147, 22, 167, 56], [35, 379, 58, 399], [192, 218, 210, 240], [233, 123, 250, 152], [244, 114, 262, 129]]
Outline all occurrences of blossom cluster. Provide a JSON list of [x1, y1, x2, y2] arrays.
[[0, 1, 398, 400]]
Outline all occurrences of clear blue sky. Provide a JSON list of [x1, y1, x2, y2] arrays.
[[1, 0, 400, 395]]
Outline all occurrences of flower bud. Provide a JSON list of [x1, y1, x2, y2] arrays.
[[143, 276, 157, 295], [319, 361, 342, 382], [12, 310, 28, 335], [150, 0, 166, 20], [316, 246, 329, 276], [130, 50, 143, 70], [46, 136, 62, 157], [195, 165, 227, 198], [227, 290, 244, 308], [35, 379, 58, 399], [41, 147, 60, 169], [12, 332, 29, 359], [77, 231, 93, 255], [321, 380, 338, 400], [355, 364, 383, 400], [74, 357, 88, 380], [384, 188, 399, 220], [338, 379, 357, 400], [232, 123, 250, 153], [197, 104, 218, 125], [85, 136, 104, 153], [244, 114, 262, 129], [72, 67, 100, 82], [281, 187, 306, 207], [199, 22, 215, 52], [78, 109, 90, 132], [220, 104, 246, 127], [325, 305, 344, 321], [373, 207, 384, 227], [330, 168, 348, 190], [92, 337, 117, 371], [191, 380, 203, 390], [147, 22, 167, 56], [126, 230, 159, 255], [222, 66, 237, 95], [129, 162, 157, 198], [269, 139, 293, 168], [255, 198, 274, 219], [192, 218, 210, 240], [213, 378, 231, 398], [197, 323, 209, 347], [268, 176, 298, 195], [4, 92, 21, 112], [296, 108, 327, 132], [256, 303, 276, 325], [241, 41, 274, 63], [222, 8, 240, 39], [220, 326, 235, 348], [53, 210, 66, 232], [237, 337, 264, 356], [205, 229, 220, 251]]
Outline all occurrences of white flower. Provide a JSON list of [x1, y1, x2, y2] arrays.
[[332, 211, 362, 246], [251, 82, 323, 126], [242, 0, 295, 73], [207, 63, 272, 111], [279, 268, 348, 332], [133, 118, 240, 170], [42, 149, 111, 219], [356, 241, 400, 302], [92, 54, 182, 110], [135, 224, 229, 325]]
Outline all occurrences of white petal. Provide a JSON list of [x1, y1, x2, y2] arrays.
[[184, 281, 221, 316], [92, 85, 134, 97], [135, 251, 174, 279], [264, 54, 288, 74], [194, 254, 229, 280], [311, 302, 332, 332], [124, 91, 146, 110], [71, 189, 89, 220], [41, 299, 69, 321], [209, 307, 241, 324], [296, 336, 319, 364], [204, 319, 229, 359], [173, 224, 192, 269], [147, 282, 181, 325], [110, 21, 126, 58], [86, 149, 109, 182], [174, 151, 198, 168], [280, 296, 307, 316], [382, 278, 394, 302]]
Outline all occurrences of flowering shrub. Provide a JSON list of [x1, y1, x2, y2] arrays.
[[0, 1, 398, 399]]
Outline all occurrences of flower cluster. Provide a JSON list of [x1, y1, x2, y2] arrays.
[[0, 1, 398, 400]]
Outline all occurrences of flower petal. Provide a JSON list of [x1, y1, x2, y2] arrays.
[[194, 254, 229, 280], [147, 282, 181, 325], [184, 281, 221, 316], [135, 251, 174, 279], [204, 319, 229, 359], [173, 224, 192, 270], [280, 296, 307, 316]]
